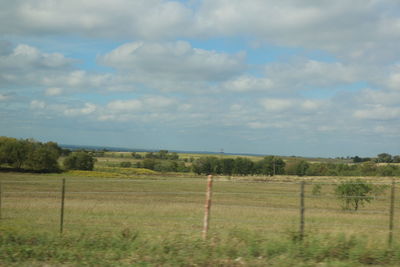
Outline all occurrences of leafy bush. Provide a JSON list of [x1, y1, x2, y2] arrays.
[[63, 151, 96, 171], [119, 161, 132, 168], [335, 180, 374, 210], [0, 136, 61, 172]]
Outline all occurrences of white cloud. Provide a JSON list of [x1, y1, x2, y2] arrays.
[[195, 0, 400, 63], [106, 99, 143, 112], [301, 100, 322, 110], [260, 98, 293, 112], [106, 96, 177, 114], [0, 0, 193, 39], [30, 100, 46, 109], [100, 41, 245, 82], [264, 59, 362, 90], [64, 103, 97, 116], [387, 72, 400, 90], [353, 106, 400, 120], [2, 0, 400, 64], [0, 44, 73, 71], [223, 75, 274, 92], [259, 98, 324, 114], [44, 87, 63, 96]]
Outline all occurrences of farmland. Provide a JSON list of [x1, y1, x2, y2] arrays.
[[1, 168, 400, 266]]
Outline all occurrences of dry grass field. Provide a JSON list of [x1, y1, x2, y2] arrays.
[[2, 172, 400, 266], [0, 172, 398, 243]]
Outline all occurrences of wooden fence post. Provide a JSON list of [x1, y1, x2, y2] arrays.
[[203, 175, 213, 240], [60, 178, 66, 234], [389, 179, 395, 247], [299, 181, 305, 241]]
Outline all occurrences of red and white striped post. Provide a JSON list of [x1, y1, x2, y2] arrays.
[[202, 175, 213, 240]]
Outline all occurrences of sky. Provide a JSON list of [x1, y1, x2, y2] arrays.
[[1, 0, 400, 157]]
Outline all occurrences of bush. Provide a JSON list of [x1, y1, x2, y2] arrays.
[[63, 151, 96, 171], [335, 180, 374, 210], [0, 137, 61, 172], [119, 161, 132, 168]]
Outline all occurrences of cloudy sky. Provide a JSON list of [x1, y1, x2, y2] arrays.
[[1, 0, 400, 157]]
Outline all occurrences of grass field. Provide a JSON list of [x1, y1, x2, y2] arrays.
[[1, 172, 400, 266]]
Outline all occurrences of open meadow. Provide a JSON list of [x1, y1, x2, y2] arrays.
[[1, 171, 400, 266]]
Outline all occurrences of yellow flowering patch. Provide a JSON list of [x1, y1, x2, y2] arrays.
[[65, 167, 158, 178]]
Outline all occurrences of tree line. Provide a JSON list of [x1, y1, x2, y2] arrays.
[[136, 156, 400, 177], [352, 153, 400, 163], [191, 156, 286, 176], [0, 137, 95, 172]]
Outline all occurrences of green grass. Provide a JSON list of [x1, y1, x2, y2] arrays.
[[1, 225, 400, 266], [1, 172, 400, 265]]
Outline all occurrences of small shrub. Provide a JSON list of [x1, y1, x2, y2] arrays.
[[119, 161, 132, 168], [63, 151, 96, 171], [335, 179, 374, 210], [312, 184, 322, 196]]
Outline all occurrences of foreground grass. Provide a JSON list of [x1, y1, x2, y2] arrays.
[[1, 172, 400, 265], [2, 226, 400, 266]]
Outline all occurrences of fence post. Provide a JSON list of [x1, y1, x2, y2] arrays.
[[60, 178, 66, 234], [299, 181, 305, 241], [389, 179, 395, 247], [203, 175, 213, 240]]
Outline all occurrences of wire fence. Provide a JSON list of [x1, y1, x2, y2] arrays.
[[0, 176, 398, 246]]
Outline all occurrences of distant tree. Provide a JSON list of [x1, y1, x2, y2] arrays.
[[157, 150, 169, 159], [131, 152, 143, 159], [256, 156, 285, 176], [192, 157, 221, 175], [142, 158, 157, 170], [63, 151, 96, 171], [234, 157, 254, 175], [0, 137, 61, 172], [154, 160, 178, 172], [168, 152, 179, 160], [221, 158, 235, 175], [0, 138, 29, 168], [25, 144, 60, 172], [176, 161, 189, 172], [120, 161, 132, 168], [360, 161, 377, 176], [352, 156, 371, 163], [61, 148, 72, 156], [295, 161, 310, 176], [376, 153, 393, 163], [393, 155, 400, 163], [145, 152, 155, 159]]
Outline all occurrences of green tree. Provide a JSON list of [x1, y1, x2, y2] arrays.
[[0, 137, 61, 172], [360, 161, 377, 176], [120, 161, 132, 168], [63, 151, 96, 171], [295, 161, 310, 176], [192, 157, 221, 175], [393, 155, 400, 163], [335, 180, 374, 211], [256, 156, 285, 176], [376, 153, 392, 163], [25, 144, 60, 172], [221, 158, 235, 175], [0, 137, 29, 169], [233, 157, 254, 175], [142, 158, 157, 170]]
